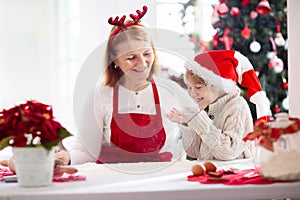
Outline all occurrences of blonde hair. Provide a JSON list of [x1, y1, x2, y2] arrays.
[[101, 21, 159, 87], [185, 70, 206, 85]]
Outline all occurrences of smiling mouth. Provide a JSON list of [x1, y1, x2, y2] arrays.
[[131, 67, 147, 73], [195, 97, 204, 103]]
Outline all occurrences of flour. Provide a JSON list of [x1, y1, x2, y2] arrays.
[[259, 148, 300, 180]]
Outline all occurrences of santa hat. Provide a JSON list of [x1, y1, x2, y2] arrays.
[[187, 50, 270, 121]]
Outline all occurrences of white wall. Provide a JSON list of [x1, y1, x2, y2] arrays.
[[0, 0, 55, 107], [0, 0, 55, 159], [79, 0, 157, 64], [287, 0, 300, 118]]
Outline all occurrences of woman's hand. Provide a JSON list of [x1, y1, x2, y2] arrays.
[[54, 148, 71, 165], [0, 157, 16, 173], [166, 107, 200, 124]]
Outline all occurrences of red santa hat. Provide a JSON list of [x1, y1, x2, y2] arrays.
[[187, 50, 270, 121]]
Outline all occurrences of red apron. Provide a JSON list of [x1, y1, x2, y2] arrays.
[[97, 80, 172, 163]]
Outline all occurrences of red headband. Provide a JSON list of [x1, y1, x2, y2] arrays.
[[108, 5, 148, 42]]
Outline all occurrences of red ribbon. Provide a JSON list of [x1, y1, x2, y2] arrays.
[[243, 118, 300, 151]]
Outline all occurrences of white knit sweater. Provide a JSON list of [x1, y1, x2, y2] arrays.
[[180, 89, 255, 161]]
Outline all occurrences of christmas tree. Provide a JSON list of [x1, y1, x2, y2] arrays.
[[209, 0, 288, 120]]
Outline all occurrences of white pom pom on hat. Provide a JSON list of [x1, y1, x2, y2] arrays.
[[186, 50, 270, 121]]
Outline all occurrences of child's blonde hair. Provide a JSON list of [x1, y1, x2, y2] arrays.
[[185, 70, 206, 85]]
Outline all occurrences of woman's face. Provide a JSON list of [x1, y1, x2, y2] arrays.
[[114, 40, 154, 83], [186, 77, 212, 110]]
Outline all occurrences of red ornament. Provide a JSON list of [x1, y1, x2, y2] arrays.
[[268, 56, 284, 73], [241, 25, 251, 39], [250, 11, 258, 19], [282, 82, 288, 90], [216, 3, 229, 16], [241, 0, 251, 6], [219, 28, 233, 50], [274, 106, 281, 114], [190, 37, 197, 43], [256, 0, 271, 15], [230, 7, 240, 17]]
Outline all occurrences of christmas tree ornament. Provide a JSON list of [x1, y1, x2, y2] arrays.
[[241, 24, 251, 39], [249, 40, 261, 53], [282, 76, 288, 90], [216, 3, 229, 17], [255, 70, 260, 77], [219, 28, 233, 50], [282, 81, 288, 90], [268, 36, 284, 73], [273, 105, 281, 114], [274, 21, 285, 46], [266, 51, 276, 59], [250, 11, 258, 19], [256, 0, 271, 15], [211, 5, 221, 24], [230, 7, 240, 17], [282, 96, 289, 110], [268, 56, 284, 73], [241, 0, 251, 6], [275, 32, 285, 46]]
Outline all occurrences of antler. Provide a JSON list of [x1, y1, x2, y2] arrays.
[[129, 6, 147, 24], [108, 15, 126, 27]]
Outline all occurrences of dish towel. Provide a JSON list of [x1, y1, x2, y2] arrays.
[[0, 167, 86, 183], [187, 168, 277, 185]]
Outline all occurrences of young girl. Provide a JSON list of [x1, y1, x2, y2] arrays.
[[167, 50, 270, 161]]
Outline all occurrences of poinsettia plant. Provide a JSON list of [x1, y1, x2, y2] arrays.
[[0, 100, 72, 151]]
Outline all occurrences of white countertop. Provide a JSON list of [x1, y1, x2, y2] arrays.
[[1, 159, 300, 200]]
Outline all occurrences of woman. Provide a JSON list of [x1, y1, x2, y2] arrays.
[[56, 6, 196, 164]]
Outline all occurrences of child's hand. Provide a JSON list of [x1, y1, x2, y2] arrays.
[[166, 107, 200, 124], [166, 108, 183, 124]]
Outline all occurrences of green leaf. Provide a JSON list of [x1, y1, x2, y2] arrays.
[[0, 136, 14, 150], [41, 140, 59, 152], [58, 128, 72, 140]]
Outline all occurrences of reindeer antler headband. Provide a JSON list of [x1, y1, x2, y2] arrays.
[[108, 5, 148, 42]]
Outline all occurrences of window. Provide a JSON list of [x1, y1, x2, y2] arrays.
[[155, 0, 218, 87], [54, 0, 80, 147], [55, 0, 80, 101]]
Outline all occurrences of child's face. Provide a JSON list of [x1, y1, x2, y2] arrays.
[[186, 78, 212, 110]]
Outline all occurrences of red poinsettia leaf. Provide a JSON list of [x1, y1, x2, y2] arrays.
[[11, 134, 27, 147], [40, 120, 59, 141]]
